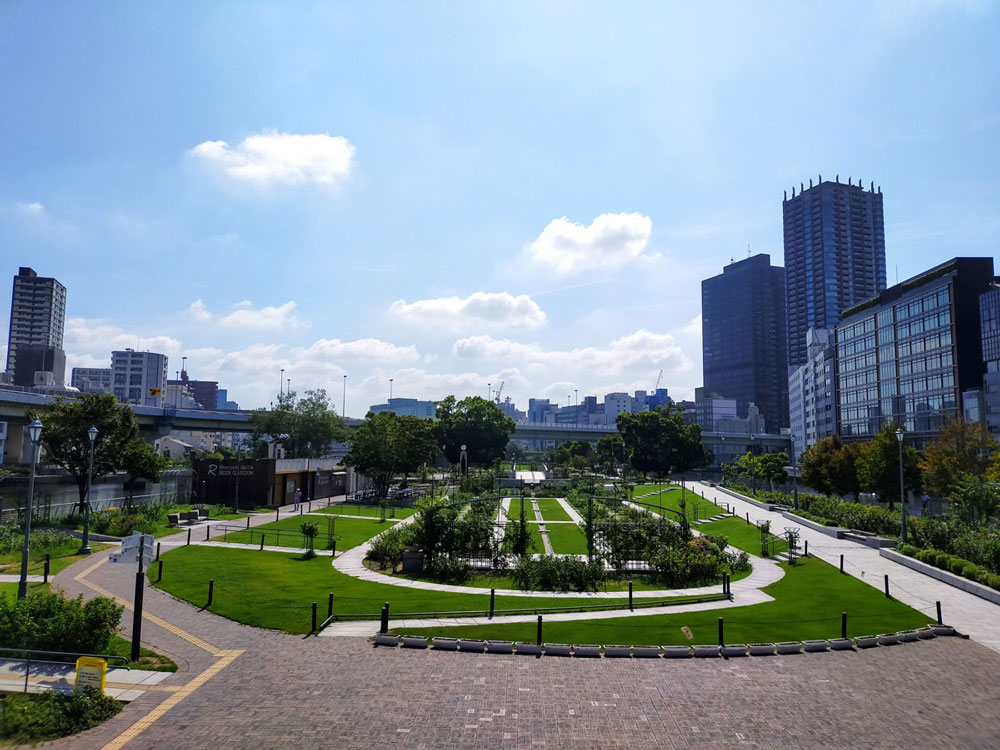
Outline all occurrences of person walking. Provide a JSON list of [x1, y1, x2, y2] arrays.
[[294, 487, 302, 511]]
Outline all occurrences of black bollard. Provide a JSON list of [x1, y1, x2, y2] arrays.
[[312, 602, 317, 633], [718, 617, 724, 646], [842, 611, 847, 639], [43, 554, 50, 583], [884, 574, 890, 598], [537, 615, 543, 646], [489, 588, 495, 619], [380, 603, 389, 634], [246, 516, 251, 529], [804, 540, 808, 557], [746, 512, 750, 523], [206, 524, 211, 541], [276, 507, 280, 522], [840, 554, 844, 574], [629, 580, 634, 611], [259, 534, 265, 551], [207, 579, 214, 607], [328, 592, 334, 618], [187, 528, 191, 546], [936, 601, 942, 625], [156, 542, 161, 561], [157, 559, 163, 583]]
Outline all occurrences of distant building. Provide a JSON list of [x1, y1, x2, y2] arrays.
[[603, 393, 633, 424], [71, 367, 112, 394], [787, 328, 837, 461], [6, 267, 67, 386], [835, 257, 995, 447], [784, 178, 886, 368], [368, 398, 436, 419], [112, 349, 168, 407], [13, 343, 65, 389], [694, 391, 738, 432], [527, 398, 558, 424], [979, 285, 1000, 435], [166, 370, 218, 411], [702, 253, 789, 431], [216, 388, 240, 411], [497, 396, 526, 422], [716, 402, 767, 435]]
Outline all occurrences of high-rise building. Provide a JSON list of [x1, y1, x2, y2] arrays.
[[835, 257, 994, 447], [111, 349, 169, 407], [978, 285, 1000, 435], [694, 391, 738, 432], [368, 398, 437, 419], [783, 177, 886, 368], [6, 267, 67, 385], [702, 253, 789, 431], [71, 367, 112, 394], [787, 328, 836, 461]]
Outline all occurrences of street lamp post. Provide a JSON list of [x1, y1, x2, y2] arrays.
[[77, 426, 98, 555], [897, 427, 907, 544], [790, 433, 799, 510], [342, 374, 347, 419], [750, 433, 757, 495], [18, 419, 43, 599]]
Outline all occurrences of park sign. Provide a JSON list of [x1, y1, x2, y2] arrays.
[[110, 531, 154, 566], [74, 656, 107, 695]]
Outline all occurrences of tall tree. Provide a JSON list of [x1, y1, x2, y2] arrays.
[[827, 442, 862, 499], [434, 396, 516, 467], [919, 419, 998, 498], [799, 436, 861, 498], [342, 411, 436, 498], [948, 472, 1000, 525], [617, 404, 707, 478], [249, 388, 347, 458], [757, 451, 789, 491], [596, 433, 625, 474], [26, 394, 154, 511], [856, 423, 922, 510]]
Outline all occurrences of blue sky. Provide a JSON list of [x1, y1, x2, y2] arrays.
[[1, 1, 998, 415]]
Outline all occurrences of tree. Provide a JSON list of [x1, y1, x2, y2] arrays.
[[596, 434, 625, 474], [856, 424, 922, 510], [434, 396, 516, 467], [120, 440, 167, 505], [919, 419, 999, 498], [948, 473, 1000, 525], [26, 394, 152, 512], [616, 405, 707, 478], [799, 436, 861, 499], [300, 520, 319, 559], [342, 411, 437, 499], [757, 451, 789, 491], [249, 389, 347, 458]]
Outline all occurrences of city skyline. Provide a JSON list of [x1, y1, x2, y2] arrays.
[[2, 2, 998, 415]]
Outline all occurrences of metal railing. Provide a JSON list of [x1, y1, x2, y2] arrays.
[[0, 647, 130, 694]]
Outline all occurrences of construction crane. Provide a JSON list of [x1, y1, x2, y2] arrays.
[[494, 381, 504, 403], [654, 369, 663, 392]]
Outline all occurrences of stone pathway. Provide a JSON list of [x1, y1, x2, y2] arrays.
[[0, 659, 173, 701], [556, 497, 585, 525], [692, 482, 1000, 654], [0, 573, 44, 582], [529, 496, 555, 555]]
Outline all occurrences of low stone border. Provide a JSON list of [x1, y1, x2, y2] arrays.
[[779, 511, 846, 539], [879, 548, 1000, 606], [372, 626, 960, 657]]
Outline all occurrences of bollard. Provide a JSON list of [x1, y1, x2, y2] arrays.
[[718, 617, 724, 646], [936, 601, 943, 625], [537, 615, 543, 646], [629, 580, 634, 611], [207, 579, 214, 607], [842, 611, 847, 639], [328, 592, 334, 618], [206, 524, 211, 541], [247, 516, 251, 529], [489, 588, 496, 619], [187, 528, 191, 546], [43, 554, 50, 584], [259, 534, 265, 551], [156, 542, 161, 561], [884, 574, 890, 598], [804, 540, 808, 557], [312, 602, 317, 633], [276, 507, 280, 522], [157, 559, 163, 583], [380, 604, 389, 634], [840, 554, 844, 574], [746, 512, 750, 523]]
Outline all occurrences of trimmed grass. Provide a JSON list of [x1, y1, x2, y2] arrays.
[[0, 690, 122, 745], [312, 503, 416, 519], [0, 580, 49, 600], [221, 515, 398, 551], [533, 497, 573, 522], [0, 542, 113, 577], [106, 635, 178, 671], [152, 545, 648, 634], [698, 517, 788, 556], [544, 522, 589, 555], [404, 556, 931, 644]]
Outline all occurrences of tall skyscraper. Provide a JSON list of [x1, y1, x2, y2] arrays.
[[112, 349, 169, 406], [6, 267, 67, 385], [702, 254, 788, 431], [783, 177, 886, 368]]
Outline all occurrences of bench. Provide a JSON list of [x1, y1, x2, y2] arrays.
[[180, 510, 200, 524], [167, 513, 180, 527], [198, 508, 210, 519]]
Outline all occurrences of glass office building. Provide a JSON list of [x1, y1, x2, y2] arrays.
[[836, 257, 995, 446]]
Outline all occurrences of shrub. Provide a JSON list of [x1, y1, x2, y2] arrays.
[[948, 557, 966, 576], [0, 688, 122, 744], [896, 543, 918, 557], [961, 562, 981, 580], [0, 592, 122, 654], [364, 525, 408, 570], [986, 573, 1000, 591], [934, 551, 952, 569], [426, 555, 470, 584], [510, 556, 604, 592]]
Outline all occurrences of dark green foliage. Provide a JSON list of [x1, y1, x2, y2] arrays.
[[510, 555, 605, 592], [616, 404, 707, 477], [364, 524, 412, 570], [435, 395, 516, 467], [249, 389, 348, 459], [89, 503, 164, 537], [342, 411, 437, 498], [0, 689, 122, 744], [0, 591, 122, 654], [426, 555, 471, 583], [857, 423, 922, 508]]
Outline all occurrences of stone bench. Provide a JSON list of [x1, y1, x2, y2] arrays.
[[167, 513, 180, 527]]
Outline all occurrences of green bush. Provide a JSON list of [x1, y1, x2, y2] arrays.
[[961, 562, 981, 579], [90, 504, 165, 537], [0, 688, 122, 743], [510, 555, 604, 592], [948, 557, 966, 575], [0, 591, 122, 654], [934, 550, 951, 568], [896, 543, 918, 557], [426, 555, 471, 584], [364, 525, 410, 570]]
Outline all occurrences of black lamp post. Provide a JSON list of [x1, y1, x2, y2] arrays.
[[790, 433, 799, 510], [77, 426, 98, 555], [750, 433, 757, 495], [897, 427, 907, 544], [18, 418, 43, 599]]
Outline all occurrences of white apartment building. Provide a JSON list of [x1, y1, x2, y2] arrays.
[[112, 349, 169, 407]]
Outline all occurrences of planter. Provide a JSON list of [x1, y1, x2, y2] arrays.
[[803, 640, 829, 653], [721, 644, 747, 657], [898, 630, 919, 643], [855, 635, 879, 649], [573, 644, 602, 658], [693, 644, 721, 658], [663, 645, 693, 658], [431, 636, 458, 651], [374, 633, 399, 647], [878, 633, 901, 646], [604, 645, 632, 658], [933, 625, 956, 636], [632, 646, 661, 658], [515, 642, 541, 656], [544, 643, 572, 657], [776, 642, 802, 655], [749, 643, 776, 656], [401, 635, 427, 649], [458, 639, 485, 652], [917, 627, 937, 640], [829, 638, 854, 651], [486, 640, 514, 654]]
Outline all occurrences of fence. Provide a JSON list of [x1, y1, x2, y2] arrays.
[[213, 519, 341, 551], [0, 490, 185, 526]]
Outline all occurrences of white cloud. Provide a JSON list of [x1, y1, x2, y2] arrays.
[[527, 212, 655, 275], [65, 318, 183, 361], [187, 300, 212, 322], [185, 300, 308, 331], [190, 131, 355, 187], [388, 291, 546, 332], [13, 201, 44, 215]]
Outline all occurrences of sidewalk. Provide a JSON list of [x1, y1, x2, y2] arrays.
[[0, 658, 174, 701], [691, 481, 1000, 654]]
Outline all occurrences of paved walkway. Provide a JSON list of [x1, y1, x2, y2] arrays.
[[692, 482, 1000, 654], [0, 573, 44, 582], [0, 659, 173, 701]]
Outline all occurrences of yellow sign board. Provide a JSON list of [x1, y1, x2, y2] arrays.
[[148, 388, 162, 396], [74, 656, 107, 695]]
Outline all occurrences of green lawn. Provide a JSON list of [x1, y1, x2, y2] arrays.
[[0, 542, 113, 576], [0, 580, 49, 600], [631, 486, 721, 523], [220, 515, 398, 551], [312, 503, 416, 519], [533, 497, 573, 522], [152, 545, 654, 634], [404, 556, 931, 644], [545, 522, 589, 554], [698, 517, 788, 556]]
